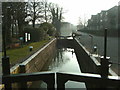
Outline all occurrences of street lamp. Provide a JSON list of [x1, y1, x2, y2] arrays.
[[2, 6, 12, 89], [100, 28, 110, 78]]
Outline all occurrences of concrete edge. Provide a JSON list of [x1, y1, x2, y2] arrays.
[[75, 38, 118, 76], [21, 38, 56, 65]]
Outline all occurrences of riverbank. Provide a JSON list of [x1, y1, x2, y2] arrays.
[[2, 38, 56, 89], [6, 39, 52, 67]]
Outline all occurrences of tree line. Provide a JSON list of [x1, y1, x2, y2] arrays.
[[2, 1, 63, 46]]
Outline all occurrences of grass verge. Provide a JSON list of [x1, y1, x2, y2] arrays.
[[6, 39, 51, 66]]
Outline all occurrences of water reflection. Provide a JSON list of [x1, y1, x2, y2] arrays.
[[40, 48, 86, 89], [30, 48, 86, 89], [49, 48, 76, 72]]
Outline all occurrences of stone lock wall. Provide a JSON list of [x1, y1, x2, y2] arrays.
[[14, 38, 56, 74], [24, 39, 56, 73], [9, 38, 56, 88]]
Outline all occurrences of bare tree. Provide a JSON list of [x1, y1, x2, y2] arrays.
[[49, 3, 63, 36], [83, 14, 87, 28], [2, 2, 27, 45], [77, 17, 84, 30], [26, 0, 44, 28], [42, 0, 49, 22]]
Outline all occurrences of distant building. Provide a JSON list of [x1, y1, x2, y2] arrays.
[[60, 22, 76, 36], [118, 2, 120, 30], [99, 10, 108, 30], [77, 24, 84, 30], [107, 6, 118, 30], [87, 15, 98, 30], [87, 6, 118, 30]]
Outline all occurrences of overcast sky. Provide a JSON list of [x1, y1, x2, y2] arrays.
[[48, 0, 119, 25]]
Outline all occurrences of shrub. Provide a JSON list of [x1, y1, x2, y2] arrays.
[[39, 22, 56, 36], [24, 27, 46, 42]]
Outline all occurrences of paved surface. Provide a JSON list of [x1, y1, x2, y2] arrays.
[[76, 31, 119, 75]]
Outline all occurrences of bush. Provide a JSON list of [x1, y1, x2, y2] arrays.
[[39, 22, 56, 36], [23, 23, 56, 43], [24, 27, 46, 42]]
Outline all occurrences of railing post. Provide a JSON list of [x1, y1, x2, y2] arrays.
[[57, 80, 65, 90], [100, 57, 109, 78], [18, 64, 27, 89], [47, 81, 55, 90], [57, 73, 66, 90], [43, 73, 55, 90]]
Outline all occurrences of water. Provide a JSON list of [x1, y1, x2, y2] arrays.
[[46, 48, 85, 88], [48, 48, 80, 72], [36, 48, 86, 89], [30, 27, 85, 89]]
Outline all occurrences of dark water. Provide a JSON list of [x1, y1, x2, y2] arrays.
[[30, 48, 86, 89]]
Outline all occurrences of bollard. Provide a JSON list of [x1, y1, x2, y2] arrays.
[[100, 56, 110, 78], [18, 64, 27, 89], [72, 33, 76, 39], [93, 46, 97, 53], [2, 56, 10, 75], [29, 46, 33, 52]]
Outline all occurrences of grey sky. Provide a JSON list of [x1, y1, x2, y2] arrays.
[[48, 0, 119, 25], [0, 0, 119, 25]]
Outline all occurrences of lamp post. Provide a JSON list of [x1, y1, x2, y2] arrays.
[[2, 6, 12, 89], [100, 28, 109, 78]]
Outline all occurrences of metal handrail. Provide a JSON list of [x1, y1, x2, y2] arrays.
[[57, 72, 120, 90], [2, 71, 55, 90], [2, 71, 120, 89]]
